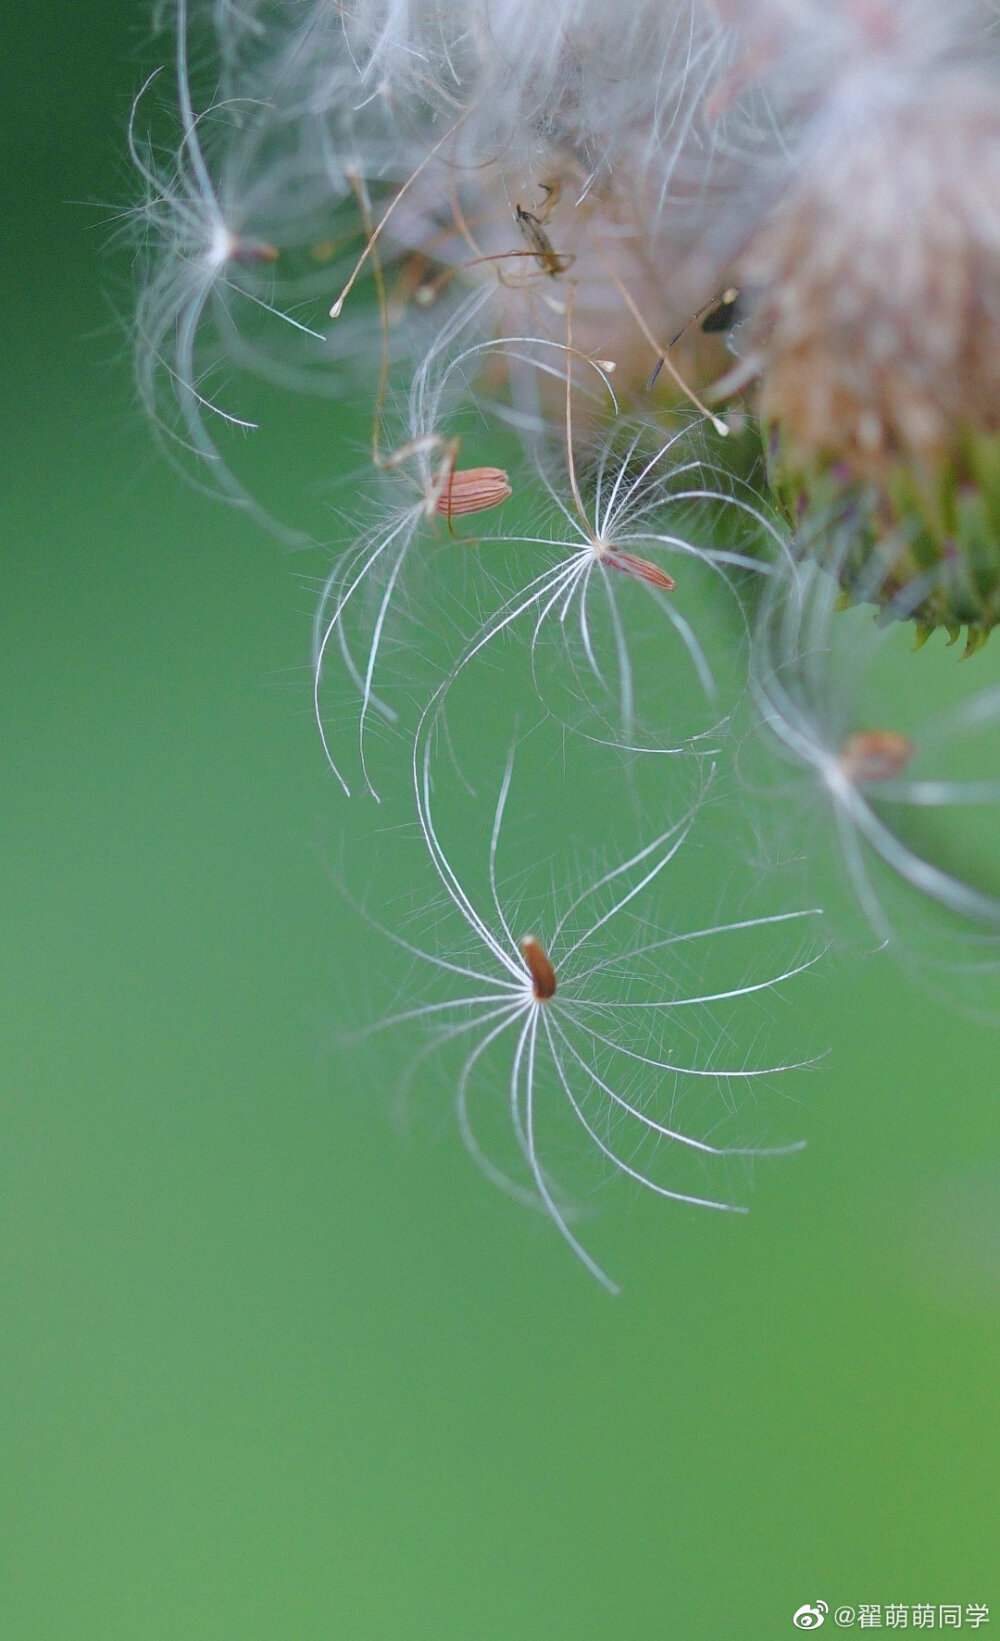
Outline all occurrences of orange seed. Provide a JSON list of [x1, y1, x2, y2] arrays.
[[521, 936, 557, 1001], [604, 548, 676, 591], [839, 730, 916, 783]]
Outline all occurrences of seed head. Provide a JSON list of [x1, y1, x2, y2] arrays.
[[743, 63, 1000, 643]]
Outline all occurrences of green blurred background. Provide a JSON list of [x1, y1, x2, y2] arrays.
[[3, 6, 997, 1637]]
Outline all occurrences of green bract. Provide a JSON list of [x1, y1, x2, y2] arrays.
[[765, 419, 1000, 657]]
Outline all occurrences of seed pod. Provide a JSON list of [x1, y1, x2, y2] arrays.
[[434, 466, 512, 520]]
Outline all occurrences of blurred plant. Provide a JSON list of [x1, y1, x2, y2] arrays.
[[128, 0, 1000, 1282]]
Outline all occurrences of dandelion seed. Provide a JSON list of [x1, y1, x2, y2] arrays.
[[311, 305, 621, 794], [348, 723, 825, 1291], [125, 0, 343, 535], [311, 284, 520, 798], [438, 313, 786, 750], [753, 549, 1000, 973]]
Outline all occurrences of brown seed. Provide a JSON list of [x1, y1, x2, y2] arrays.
[[603, 548, 676, 591], [434, 466, 513, 520], [521, 936, 557, 1001], [230, 238, 280, 265], [839, 730, 916, 783]]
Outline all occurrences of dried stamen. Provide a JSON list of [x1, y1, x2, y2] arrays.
[[839, 730, 916, 783], [434, 466, 513, 520], [521, 936, 557, 1000]]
